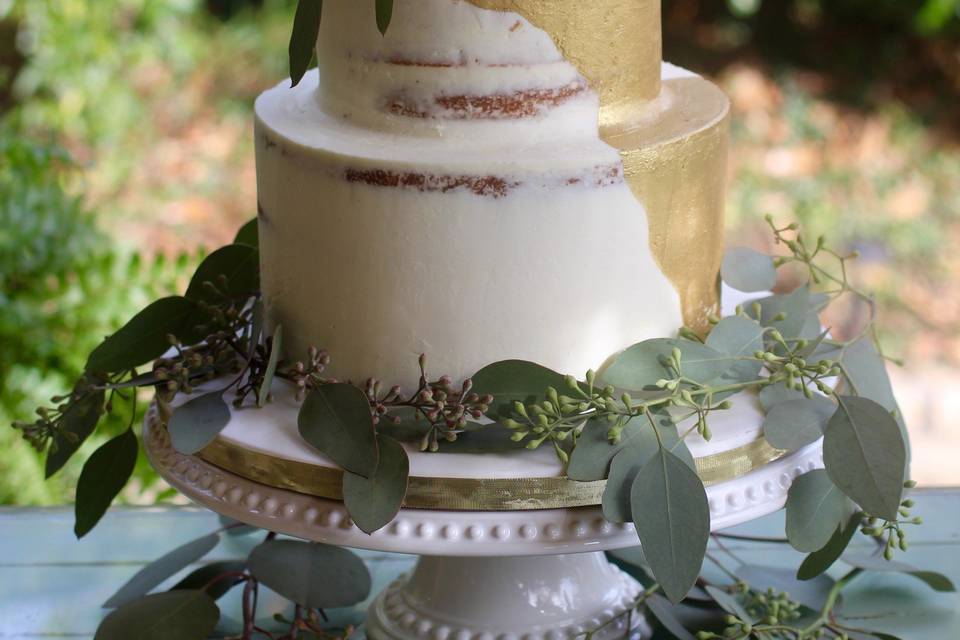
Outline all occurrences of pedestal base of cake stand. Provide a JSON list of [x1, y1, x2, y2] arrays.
[[144, 406, 824, 639], [366, 553, 648, 640]]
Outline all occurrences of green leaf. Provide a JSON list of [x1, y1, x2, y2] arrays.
[[721, 247, 777, 292], [568, 408, 680, 482], [602, 433, 661, 524], [184, 244, 259, 307], [735, 564, 835, 611], [631, 448, 710, 603], [759, 383, 806, 412], [606, 547, 653, 586], [840, 337, 910, 465], [601, 413, 692, 523], [104, 533, 220, 608], [75, 429, 139, 538], [86, 296, 199, 373], [94, 591, 219, 640], [343, 435, 410, 534], [840, 338, 898, 412], [258, 324, 282, 408], [646, 593, 697, 640], [841, 553, 956, 592], [45, 379, 105, 478], [168, 392, 231, 455], [436, 425, 527, 454], [289, 0, 322, 86], [745, 285, 811, 340], [375, 0, 394, 35], [601, 338, 735, 390], [470, 359, 569, 419], [298, 383, 378, 477], [704, 585, 754, 623], [823, 396, 906, 520], [247, 540, 371, 608], [170, 560, 246, 600], [786, 469, 855, 553], [797, 512, 861, 580], [705, 315, 765, 385], [233, 218, 259, 248], [764, 396, 835, 451]]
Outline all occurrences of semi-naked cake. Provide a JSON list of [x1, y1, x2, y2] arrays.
[[146, 0, 805, 523], [255, 0, 730, 390]]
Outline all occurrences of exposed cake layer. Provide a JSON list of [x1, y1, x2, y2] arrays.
[[316, 0, 661, 131], [256, 72, 681, 388]]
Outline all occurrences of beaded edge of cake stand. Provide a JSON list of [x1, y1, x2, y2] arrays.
[[144, 404, 824, 556]]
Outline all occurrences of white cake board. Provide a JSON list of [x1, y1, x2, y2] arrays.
[[144, 405, 824, 639]]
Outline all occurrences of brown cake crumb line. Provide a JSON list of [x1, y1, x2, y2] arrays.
[[342, 163, 623, 198], [387, 81, 587, 120], [345, 169, 520, 198]]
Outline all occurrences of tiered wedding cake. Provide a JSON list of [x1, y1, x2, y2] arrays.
[[255, 0, 729, 389]]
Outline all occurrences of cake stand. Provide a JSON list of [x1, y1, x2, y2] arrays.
[[143, 398, 824, 639]]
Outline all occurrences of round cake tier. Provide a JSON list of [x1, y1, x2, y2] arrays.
[[255, 63, 728, 391]]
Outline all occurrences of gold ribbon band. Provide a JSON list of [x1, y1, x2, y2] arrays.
[[197, 436, 786, 511]]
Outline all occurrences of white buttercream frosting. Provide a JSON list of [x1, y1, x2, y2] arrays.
[[255, 0, 691, 390]]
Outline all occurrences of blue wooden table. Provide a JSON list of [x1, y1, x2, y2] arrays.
[[2, 490, 958, 638]]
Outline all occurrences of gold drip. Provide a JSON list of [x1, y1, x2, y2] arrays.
[[467, 0, 729, 332]]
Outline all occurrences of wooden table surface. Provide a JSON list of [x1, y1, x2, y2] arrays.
[[1, 489, 958, 638]]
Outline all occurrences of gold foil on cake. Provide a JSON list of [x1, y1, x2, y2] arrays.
[[195, 432, 784, 510], [468, 0, 662, 117], [467, 1, 729, 332]]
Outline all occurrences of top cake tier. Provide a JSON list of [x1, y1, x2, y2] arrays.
[[316, 0, 662, 131]]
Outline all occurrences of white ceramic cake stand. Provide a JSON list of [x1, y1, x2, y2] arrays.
[[143, 404, 824, 639]]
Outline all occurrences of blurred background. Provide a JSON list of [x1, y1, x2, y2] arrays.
[[0, 0, 958, 505]]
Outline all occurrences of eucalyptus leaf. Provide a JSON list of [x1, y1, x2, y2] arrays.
[[823, 396, 906, 520], [168, 392, 231, 455], [745, 285, 811, 340], [298, 383, 378, 477], [94, 590, 219, 640], [735, 564, 835, 611], [646, 593, 697, 640], [602, 434, 661, 524], [184, 244, 259, 308], [705, 315, 765, 385], [86, 296, 200, 373], [758, 384, 806, 412], [289, 0, 322, 86], [233, 218, 259, 248], [170, 561, 246, 600], [247, 540, 371, 608], [75, 429, 139, 538], [471, 359, 569, 419], [797, 512, 861, 581], [258, 324, 282, 408], [631, 449, 710, 603], [721, 247, 777, 292], [704, 586, 754, 623], [601, 339, 735, 390], [840, 337, 910, 465], [601, 411, 693, 523], [45, 378, 105, 478], [764, 397, 835, 452], [104, 533, 220, 608], [841, 553, 956, 592], [342, 435, 410, 534], [568, 408, 679, 482], [375, 0, 394, 35], [437, 425, 526, 454], [785, 469, 855, 553]]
